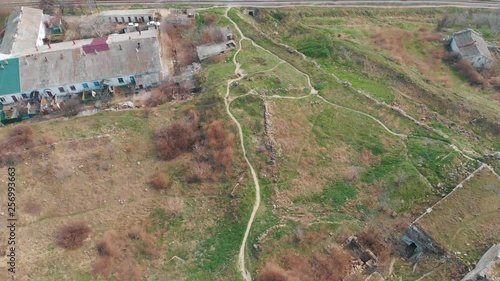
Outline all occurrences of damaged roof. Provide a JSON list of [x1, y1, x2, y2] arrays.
[[0, 58, 21, 96], [19, 30, 162, 92], [452, 29, 493, 59], [0, 7, 44, 55]]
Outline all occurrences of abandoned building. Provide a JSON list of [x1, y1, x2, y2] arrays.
[[196, 40, 236, 61], [165, 9, 195, 26], [448, 29, 494, 71], [0, 7, 164, 107], [220, 26, 234, 41], [99, 9, 156, 24], [0, 7, 46, 55]]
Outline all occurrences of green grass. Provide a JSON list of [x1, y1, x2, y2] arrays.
[[311, 107, 388, 156], [237, 39, 282, 74], [201, 56, 237, 91], [407, 137, 479, 191], [361, 155, 405, 184], [296, 181, 357, 207], [298, 37, 332, 58], [197, 8, 232, 27]]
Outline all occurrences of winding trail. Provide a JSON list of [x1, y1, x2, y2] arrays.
[[316, 94, 407, 138], [225, 8, 410, 280], [224, 8, 261, 281]]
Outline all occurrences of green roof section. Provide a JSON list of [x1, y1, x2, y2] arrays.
[[0, 58, 21, 96]]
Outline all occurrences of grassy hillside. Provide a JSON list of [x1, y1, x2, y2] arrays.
[[0, 6, 498, 281]]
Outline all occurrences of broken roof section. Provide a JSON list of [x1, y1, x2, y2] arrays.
[[19, 30, 162, 92], [196, 40, 236, 61], [0, 58, 21, 96], [0, 7, 45, 55], [452, 29, 493, 60], [82, 36, 110, 54]]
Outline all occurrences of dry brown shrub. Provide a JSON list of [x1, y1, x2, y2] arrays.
[[36, 135, 55, 146], [311, 247, 352, 281], [128, 226, 145, 240], [371, 28, 410, 63], [116, 254, 143, 281], [206, 119, 227, 150], [200, 26, 224, 44], [455, 59, 485, 84], [55, 221, 91, 250], [359, 150, 380, 166], [0, 125, 36, 165], [357, 227, 390, 261], [206, 119, 235, 177], [276, 248, 352, 281], [185, 161, 211, 183], [165, 197, 186, 217], [491, 93, 500, 100], [155, 120, 201, 160], [417, 28, 442, 43], [428, 48, 446, 61], [92, 256, 113, 277], [165, 24, 197, 67], [148, 86, 171, 107], [149, 171, 170, 190], [203, 13, 218, 25], [7, 125, 34, 148], [97, 230, 123, 258], [23, 197, 42, 215], [62, 99, 82, 116], [488, 76, 500, 87], [257, 263, 292, 281]]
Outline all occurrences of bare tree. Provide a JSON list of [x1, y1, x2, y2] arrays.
[[39, 0, 56, 14]]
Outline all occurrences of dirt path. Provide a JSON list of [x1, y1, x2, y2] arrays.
[[224, 8, 261, 281]]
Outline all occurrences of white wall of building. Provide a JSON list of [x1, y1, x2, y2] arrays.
[[469, 55, 493, 71], [37, 21, 46, 47], [1, 72, 161, 105], [104, 76, 134, 87]]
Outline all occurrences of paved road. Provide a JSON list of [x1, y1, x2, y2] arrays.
[[2, 0, 500, 9]]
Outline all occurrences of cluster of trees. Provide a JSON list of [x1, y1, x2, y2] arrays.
[[154, 109, 235, 182]]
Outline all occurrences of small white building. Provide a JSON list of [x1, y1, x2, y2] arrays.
[[448, 29, 494, 71], [0, 7, 46, 55], [196, 40, 236, 61]]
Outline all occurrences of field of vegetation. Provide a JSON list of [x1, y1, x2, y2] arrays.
[[0, 5, 498, 281]]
